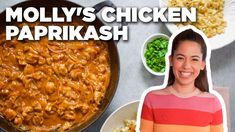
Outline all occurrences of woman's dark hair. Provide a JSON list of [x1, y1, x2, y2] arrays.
[[167, 29, 209, 92]]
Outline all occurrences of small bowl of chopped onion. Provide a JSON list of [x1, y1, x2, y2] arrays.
[[141, 33, 169, 76], [100, 101, 139, 132]]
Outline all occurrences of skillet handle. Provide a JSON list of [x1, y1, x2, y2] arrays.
[[93, 0, 115, 14], [93, 0, 128, 43], [0, 115, 18, 132]]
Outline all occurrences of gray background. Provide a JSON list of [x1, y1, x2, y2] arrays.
[[0, 0, 234, 132]]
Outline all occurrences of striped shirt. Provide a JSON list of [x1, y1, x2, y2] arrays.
[[141, 90, 223, 132]]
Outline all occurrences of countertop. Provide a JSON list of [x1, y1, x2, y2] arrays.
[[0, 0, 234, 132]]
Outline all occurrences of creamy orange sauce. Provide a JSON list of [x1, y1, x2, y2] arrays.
[[0, 21, 110, 131]]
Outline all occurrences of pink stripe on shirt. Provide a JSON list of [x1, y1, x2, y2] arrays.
[[144, 92, 221, 113]]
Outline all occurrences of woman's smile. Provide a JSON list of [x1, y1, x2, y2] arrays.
[[171, 40, 205, 86], [179, 71, 193, 78]]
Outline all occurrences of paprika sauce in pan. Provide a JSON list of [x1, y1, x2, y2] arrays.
[[0, 20, 111, 131]]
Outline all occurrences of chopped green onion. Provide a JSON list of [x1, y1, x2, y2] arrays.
[[144, 37, 168, 73]]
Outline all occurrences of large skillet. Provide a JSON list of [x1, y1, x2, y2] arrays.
[[0, 0, 120, 131]]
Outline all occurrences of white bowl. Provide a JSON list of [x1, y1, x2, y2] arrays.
[[100, 101, 139, 132], [159, 0, 235, 50], [141, 33, 169, 76]]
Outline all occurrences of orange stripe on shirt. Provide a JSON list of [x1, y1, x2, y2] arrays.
[[210, 124, 224, 132], [154, 124, 209, 132], [140, 120, 223, 132]]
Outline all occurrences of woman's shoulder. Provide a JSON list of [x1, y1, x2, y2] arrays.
[[143, 87, 171, 104], [145, 87, 171, 98], [147, 87, 170, 95], [197, 91, 219, 100], [197, 91, 222, 107]]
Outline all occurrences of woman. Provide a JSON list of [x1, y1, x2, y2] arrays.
[[140, 28, 225, 132]]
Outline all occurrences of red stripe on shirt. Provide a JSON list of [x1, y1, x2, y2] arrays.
[[211, 109, 223, 125], [142, 108, 223, 126], [153, 108, 213, 126], [141, 104, 154, 121]]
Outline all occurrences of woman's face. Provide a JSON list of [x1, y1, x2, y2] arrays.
[[170, 40, 206, 86]]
